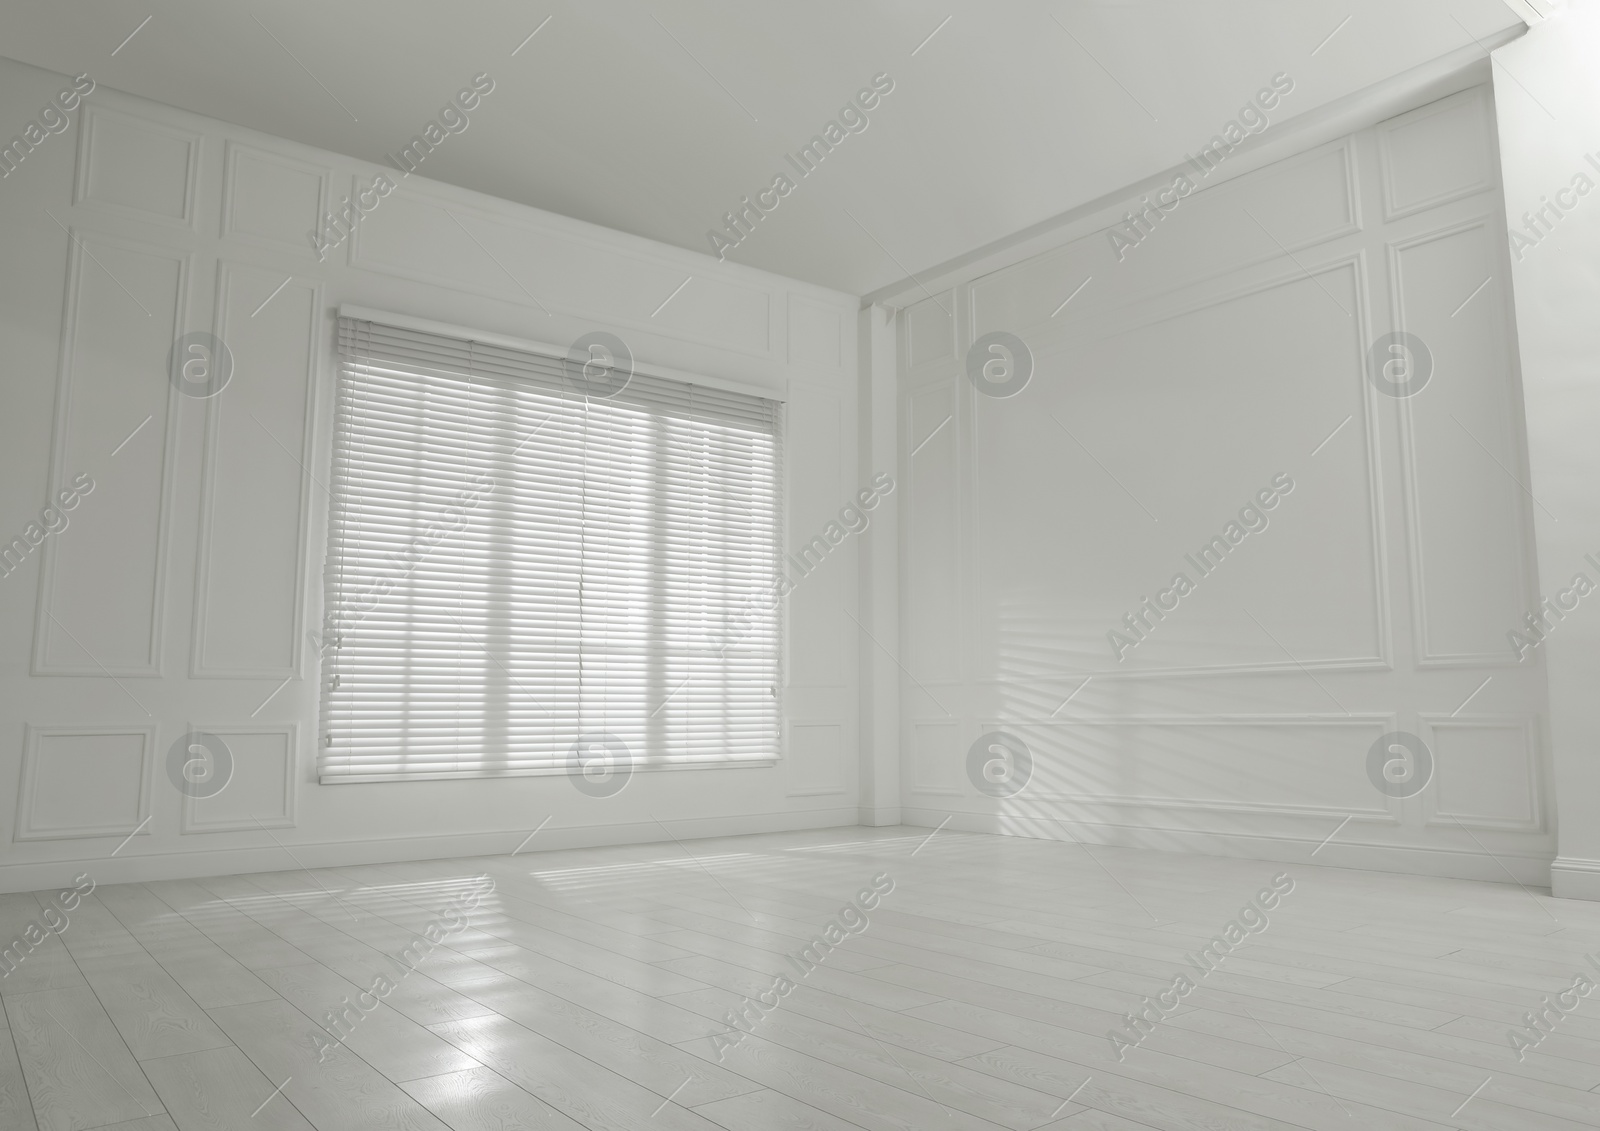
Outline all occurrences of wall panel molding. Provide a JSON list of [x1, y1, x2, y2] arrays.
[[190, 261, 320, 679], [15, 724, 156, 842], [73, 105, 202, 232], [219, 140, 330, 257], [33, 228, 189, 676], [179, 723, 298, 833], [1388, 214, 1534, 667]]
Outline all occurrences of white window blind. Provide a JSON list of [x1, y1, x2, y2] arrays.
[[318, 316, 784, 783]]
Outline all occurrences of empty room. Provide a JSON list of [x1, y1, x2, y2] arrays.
[[3, 1, 1600, 1128]]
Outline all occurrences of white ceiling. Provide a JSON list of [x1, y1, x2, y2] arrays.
[[0, 1, 1524, 295]]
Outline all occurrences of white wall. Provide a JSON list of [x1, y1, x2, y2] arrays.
[[0, 56, 862, 893], [892, 70, 1554, 883], [1492, 2, 1600, 899]]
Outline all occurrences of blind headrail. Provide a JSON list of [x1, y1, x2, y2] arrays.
[[337, 304, 788, 405]]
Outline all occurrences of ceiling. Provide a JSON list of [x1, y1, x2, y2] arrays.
[[0, 1, 1525, 295]]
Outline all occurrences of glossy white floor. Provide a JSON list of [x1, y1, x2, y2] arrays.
[[1, 826, 1597, 1131]]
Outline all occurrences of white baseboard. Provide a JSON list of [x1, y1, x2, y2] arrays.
[[1551, 857, 1600, 901], [0, 806, 858, 895], [901, 807, 1557, 887]]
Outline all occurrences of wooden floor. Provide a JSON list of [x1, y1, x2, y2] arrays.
[[2, 826, 1598, 1131]]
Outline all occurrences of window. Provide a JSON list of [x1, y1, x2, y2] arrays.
[[318, 315, 784, 783]]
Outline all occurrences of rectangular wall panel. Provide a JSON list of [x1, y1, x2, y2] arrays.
[[191, 264, 318, 677], [1392, 219, 1530, 664], [1378, 87, 1496, 220], [16, 725, 155, 841], [34, 233, 186, 675], [972, 261, 1385, 678], [1422, 715, 1541, 832], [221, 142, 329, 257], [74, 106, 201, 229], [180, 724, 297, 832]]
